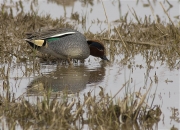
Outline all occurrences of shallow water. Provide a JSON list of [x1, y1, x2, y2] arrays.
[[0, 0, 180, 129], [1, 54, 179, 129]]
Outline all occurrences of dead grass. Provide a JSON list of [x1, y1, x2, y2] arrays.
[[0, 84, 161, 130]]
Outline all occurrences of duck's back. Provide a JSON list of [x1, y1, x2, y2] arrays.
[[27, 28, 90, 60], [47, 29, 90, 59]]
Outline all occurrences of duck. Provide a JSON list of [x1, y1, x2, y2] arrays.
[[25, 28, 109, 64]]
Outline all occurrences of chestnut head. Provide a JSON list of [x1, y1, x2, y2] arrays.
[[87, 40, 109, 61]]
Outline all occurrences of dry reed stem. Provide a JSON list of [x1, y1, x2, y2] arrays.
[[166, 0, 173, 8], [127, 5, 140, 24], [100, 0, 110, 37], [148, 0, 157, 23], [125, 40, 165, 47], [159, 2, 174, 26], [155, 34, 168, 41], [133, 82, 153, 120], [155, 25, 165, 35], [103, 38, 165, 47], [109, 80, 129, 103], [115, 27, 129, 53]]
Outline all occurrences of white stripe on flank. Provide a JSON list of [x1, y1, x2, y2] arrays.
[[50, 32, 76, 38]]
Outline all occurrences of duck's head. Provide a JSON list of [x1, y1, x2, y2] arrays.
[[87, 40, 109, 61]]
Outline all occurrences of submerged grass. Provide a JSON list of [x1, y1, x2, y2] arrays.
[[0, 84, 161, 130]]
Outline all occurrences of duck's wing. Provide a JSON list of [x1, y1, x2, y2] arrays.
[[26, 28, 77, 40]]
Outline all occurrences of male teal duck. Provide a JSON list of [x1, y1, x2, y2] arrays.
[[25, 28, 108, 64]]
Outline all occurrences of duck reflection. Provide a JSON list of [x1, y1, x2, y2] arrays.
[[47, 0, 94, 7], [47, 0, 77, 6], [27, 65, 106, 95]]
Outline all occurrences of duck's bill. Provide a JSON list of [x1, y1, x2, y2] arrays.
[[101, 55, 109, 61]]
